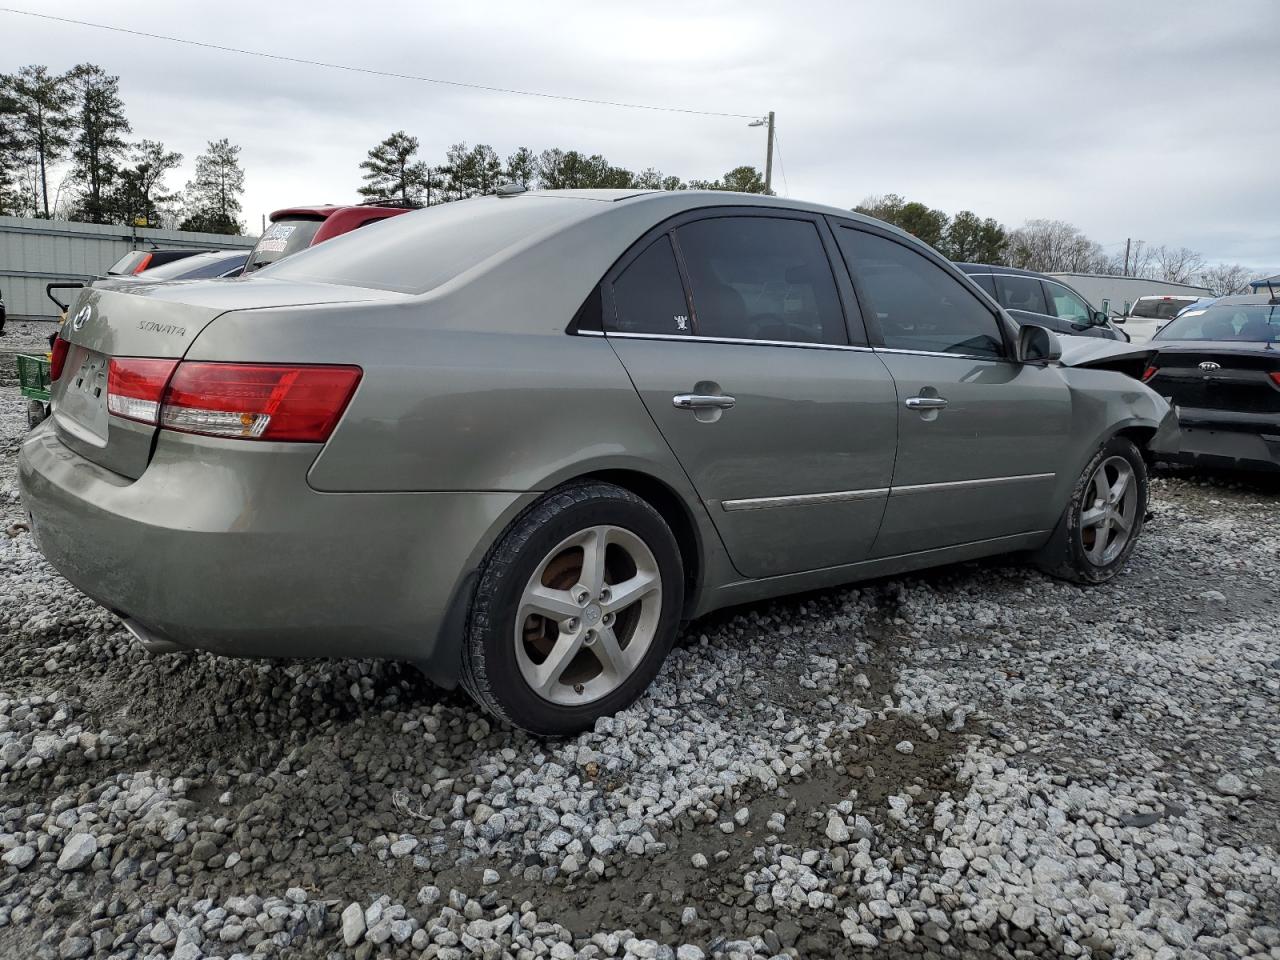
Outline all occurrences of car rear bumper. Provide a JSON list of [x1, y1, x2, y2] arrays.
[[1160, 406, 1280, 471], [18, 422, 532, 681]]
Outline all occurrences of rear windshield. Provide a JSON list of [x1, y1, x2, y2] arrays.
[[139, 252, 245, 280], [1155, 303, 1279, 341], [258, 197, 595, 294], [244, 217, 325, 273], [1130, 297, 1197, 320], [107, 251, 151, 275]]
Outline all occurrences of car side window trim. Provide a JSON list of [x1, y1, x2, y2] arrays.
[[827, 220, 1015, 361], [594, 206, 868, 350]]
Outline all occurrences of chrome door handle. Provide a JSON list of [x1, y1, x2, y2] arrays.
[[905, 396, 948, 410], [673, 394, 736, 410]]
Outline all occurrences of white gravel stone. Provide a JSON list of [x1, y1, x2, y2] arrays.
[[55, 834, 97, 872]]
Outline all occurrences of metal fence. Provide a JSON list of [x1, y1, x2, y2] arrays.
[[0, 217, 257, 320]]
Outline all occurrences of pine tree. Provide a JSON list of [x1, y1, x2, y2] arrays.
[[180, 138, 245, 234], [111, 140, 182, 228], [0, 81, 25, 215], [4, 65, 74, 218], [504, 147, 537, 188], [68, 64, 132, 224], [358, 130, 431, 206]]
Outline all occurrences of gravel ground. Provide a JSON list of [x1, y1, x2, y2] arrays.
[[1, 345, 1278, 959]]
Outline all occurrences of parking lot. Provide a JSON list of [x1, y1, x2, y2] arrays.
[[0, 326, 1275, 960]]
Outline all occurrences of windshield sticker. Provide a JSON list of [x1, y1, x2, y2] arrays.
[[262, 223, 297, 240], [256, 238, 289, 253]]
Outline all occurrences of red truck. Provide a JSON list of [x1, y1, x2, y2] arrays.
[[242, 203, 413, 274]]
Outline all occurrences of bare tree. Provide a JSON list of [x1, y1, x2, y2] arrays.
[[1197, 263, 1258, 296], [1007, 219, 1109, 273], [1151, 245, 1206, 284]]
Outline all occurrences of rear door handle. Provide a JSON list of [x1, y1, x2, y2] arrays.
[[905, 396, 948, 410], [673, 394, 736, 410]]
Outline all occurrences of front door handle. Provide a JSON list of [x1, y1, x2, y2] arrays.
[[673, 394, 736, 410], [905, 396, 948, 410]]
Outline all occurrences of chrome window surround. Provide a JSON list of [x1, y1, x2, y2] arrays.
[[582, 329, 1010, 362]]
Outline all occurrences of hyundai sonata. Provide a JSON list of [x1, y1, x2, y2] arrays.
[[20, 189, 1177, 733]]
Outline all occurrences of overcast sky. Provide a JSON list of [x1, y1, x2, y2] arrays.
[[8, 1, 1278, 270]]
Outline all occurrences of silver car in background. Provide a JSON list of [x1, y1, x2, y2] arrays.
[[19, 189, 1177, 733]]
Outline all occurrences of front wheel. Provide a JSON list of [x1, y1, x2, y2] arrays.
[[460, 481, 684, 735], [1034, 436, 1148, 584]]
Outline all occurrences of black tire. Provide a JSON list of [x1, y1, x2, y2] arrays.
[[460, 481, 684, 735], [1034, 436, 1148, 584]]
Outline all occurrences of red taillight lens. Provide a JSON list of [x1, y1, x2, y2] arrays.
[[1141, 365, 1158, 382], [49, 337, 71, 381], [131, 253, 154, 275], [1270, 372, 1280, 387], [159, 363, 362, 442], [107, 358, 179, 424]]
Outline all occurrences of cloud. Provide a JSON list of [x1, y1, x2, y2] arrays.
[[8, 0, 1278, 269]]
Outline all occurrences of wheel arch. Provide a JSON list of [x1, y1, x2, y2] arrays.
[[576, 467, 705, 615]]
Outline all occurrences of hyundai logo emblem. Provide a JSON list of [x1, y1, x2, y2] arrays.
[[1198, 361, 1221, 370], [71, 304, 92, 331]]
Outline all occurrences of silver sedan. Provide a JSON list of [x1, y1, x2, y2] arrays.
[[19, 189, 1178, 733]]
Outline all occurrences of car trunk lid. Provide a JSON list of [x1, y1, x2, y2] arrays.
[[1146, 343, 1280, 414], [51, 277, 394, 478]]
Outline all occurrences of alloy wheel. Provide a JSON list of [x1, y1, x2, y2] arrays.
[[1079, 455, 1138, 566], [514, 525, 663, 706]]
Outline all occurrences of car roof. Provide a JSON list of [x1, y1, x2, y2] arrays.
[[954, 262, 1060, 281], [1134, 293, 1202, 300], [1199, 294, 1274, 306]]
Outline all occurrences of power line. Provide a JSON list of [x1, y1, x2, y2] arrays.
[[772, 126, 790, 196], [0, 7, 759, 120]]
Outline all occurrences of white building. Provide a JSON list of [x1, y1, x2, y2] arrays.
[[1048, 273, 1212, 317]]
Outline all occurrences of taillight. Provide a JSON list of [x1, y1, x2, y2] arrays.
[[159, 363, 362, 442], [49, 337, 71, 381], [1270, 372, 1280, 387], [107, 358, 179, 424], [1141, 365, 1158, 382], [131, 253, 154, 275]]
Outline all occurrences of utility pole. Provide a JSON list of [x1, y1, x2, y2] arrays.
[[749, 111, 776, 194], [1123, 238, 1131, 277], [764, 110, 775, 194]]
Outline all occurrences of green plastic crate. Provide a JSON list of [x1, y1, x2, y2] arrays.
[[17, 353, 52, 402]]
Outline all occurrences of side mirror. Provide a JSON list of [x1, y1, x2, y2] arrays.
[[1017, 323, 1061, 364], [1094, 310, 1114, 325]]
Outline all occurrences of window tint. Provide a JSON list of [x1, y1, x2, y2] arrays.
[[610, 236, 691, 336], [970, 273, 997, 297], [1046, 283, 1092, 322], [994, 275, 1048, 315], [675, 217, 846, 345], [1130, 297, 1197, 320], [836, 228, 1005, 359]]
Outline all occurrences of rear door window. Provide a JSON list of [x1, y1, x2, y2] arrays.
[[609, 236, 692, 336], [245, 217, 324, 273], [675, 217, 847, 345], [1045, 282, 1093, 323], [836, 228, 1005, 359], [994, 275, 1049, 315], [970, 273, 997, 298]]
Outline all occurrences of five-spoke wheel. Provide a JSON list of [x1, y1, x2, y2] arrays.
[[461, 482, 683, 734], [1079, 455, 1138, 566], [514, 525, 662, 705]]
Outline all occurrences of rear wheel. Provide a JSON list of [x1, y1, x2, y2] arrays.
[[1034, 436, 1148, 584], [461, 481, 683, 735]]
